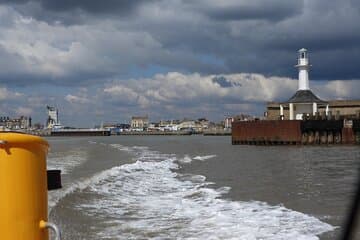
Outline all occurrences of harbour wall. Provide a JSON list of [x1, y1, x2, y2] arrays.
[[50, 129, 111, 136], [232, 120, 360, 145], [1, 129, 111, 137], [118, 131, 192, 136]]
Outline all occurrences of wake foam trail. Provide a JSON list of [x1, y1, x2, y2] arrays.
[[73, 144, 334, 240], [47, 149, 90, 209], [193, 155, 217, 161], [47, 150, 87, 174], [48, 141, 132, 210]]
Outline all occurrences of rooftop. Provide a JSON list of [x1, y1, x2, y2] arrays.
[[283, 90, 327, 104]]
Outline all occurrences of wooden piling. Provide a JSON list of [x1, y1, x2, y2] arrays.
[[327, 131, 334, 144], [320, 131, 327, 144]]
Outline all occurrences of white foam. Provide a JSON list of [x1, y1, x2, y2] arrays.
[[72, 146, 334, 239], [47, 149, 89, 209], [47, 150, 87, 175], [178, 155, 193, 164], [48, 161, 133, 209], [193, 155, 217, 161]]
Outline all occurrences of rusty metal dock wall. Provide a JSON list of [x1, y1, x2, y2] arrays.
[[232, 120, 359, 145], [232, 120, 302, 145]]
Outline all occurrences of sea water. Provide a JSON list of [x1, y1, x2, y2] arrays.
[[47, 136, 359, 239]]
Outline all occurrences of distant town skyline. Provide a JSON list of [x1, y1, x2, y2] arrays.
[[0, 1, 359, 126]]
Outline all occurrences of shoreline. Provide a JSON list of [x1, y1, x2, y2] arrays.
[[5, 129, 231, 137]]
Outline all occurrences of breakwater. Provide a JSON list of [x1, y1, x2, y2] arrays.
[[203, 129, 231, 136], [118, 131, 192, 136], [118, 129, 230, 136], [4, 129, 231, 137], [7, 129, 111, 137], [50, 129, 111, 136]]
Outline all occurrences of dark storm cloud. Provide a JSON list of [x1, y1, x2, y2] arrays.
[[0, 0, 149, 13], [0, 0, 360, 88], [192, 1, 303, 22], [0, 0, 153, 25], [217, 0, 360, 79], [42, 0, 145, 13]]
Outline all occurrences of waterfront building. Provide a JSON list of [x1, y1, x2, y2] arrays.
[[267, 100, 360, 120], [224, 115, 254, 129], [173, 119, 208, 132], [0, 116, 31, 130], [158, 120, 179, 131], [177, 120, 196, 131], [147, 122, 158, 131], [103, 123, 130, 134], [46, 106, 60, 129], [197, 118, 209, 130], [131, 116, 149, 131], [224, 117, 234, 129]]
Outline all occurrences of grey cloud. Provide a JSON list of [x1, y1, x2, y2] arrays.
[[103, 72, 297, 108], [0, 6, 227, 86], [2, 72, 359, 127], [0, 0, 150, 14], [212, 76, 241, 88], [1, 0, 303, 23], [191, 0, 304, 22], [0, 0, 360, 90], [38, 0, 145, 13], [80, 73, 360, 124], [0, 0, 153, 25], [105, 72, 359, 106]]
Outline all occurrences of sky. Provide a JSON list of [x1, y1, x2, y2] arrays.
[[0, 0, 359, 127]]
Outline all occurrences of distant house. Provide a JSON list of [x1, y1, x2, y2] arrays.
[[177, 120, 195, 131], [131, 116, 149, 131], [103, 123, 130, 134], [197, 118, 209, 131], [148, 122, 160, 131], [224, 117, 234, 129], [175, 118, 209, 132], [159, 120, 179, 131], [0, 116, 31, 130]]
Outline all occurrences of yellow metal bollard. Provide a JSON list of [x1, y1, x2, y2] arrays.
[[0, 132, 55, 240]]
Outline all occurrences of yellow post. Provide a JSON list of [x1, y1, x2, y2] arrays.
[[0, 132, 49, 240]]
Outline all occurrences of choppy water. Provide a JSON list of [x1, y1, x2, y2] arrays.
[[46, 136, 359, 240]]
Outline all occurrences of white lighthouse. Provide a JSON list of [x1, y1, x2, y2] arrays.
[[278, 48, 329, 120], [296, 48, 310, 90]]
